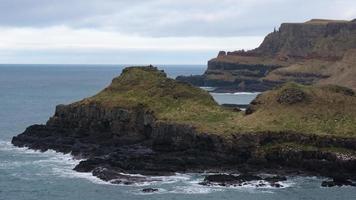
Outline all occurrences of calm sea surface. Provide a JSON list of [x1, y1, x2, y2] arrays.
[[0, 64, 355, 200]]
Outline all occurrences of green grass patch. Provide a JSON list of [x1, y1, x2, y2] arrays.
[[74, 66, 356, 137]]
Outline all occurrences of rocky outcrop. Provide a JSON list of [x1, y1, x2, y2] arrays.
[[199, 174, 286, 188], [322, 177, 356, 187], [12, 101, 356, 183], [11, 66, 356, 186], [177, 19, 356, 92]]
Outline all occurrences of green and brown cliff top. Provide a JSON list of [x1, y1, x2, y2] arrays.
[[239, 83, 356, 136], [78, 66, 238, 129], [75, 66, 356, 137], [193, 19, 356, 92]]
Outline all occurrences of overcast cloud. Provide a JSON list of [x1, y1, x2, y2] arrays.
[[0, 0, 355, 64]]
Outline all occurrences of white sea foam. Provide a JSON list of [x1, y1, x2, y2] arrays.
[[155, 173, 192, 184], [170, 185, 223, 194], [2, 139, 298, 194], [0, 139, 110, 185], [210, 92, 261, 95], [200, 87, 216, 92]]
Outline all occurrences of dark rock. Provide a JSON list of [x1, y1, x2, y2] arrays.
[[270, 182, 283, 188], [277, 88, 307, 104], [321, 181, 336, 187], [245, 96, 262, 115], [218, 51, 227, 57], [200, 174, 287, 188], [233, 107, 242, 112], [203, 174, 239, 183], [92, 167, 123, 182], [264, 176, 287, 183], [176, 75, 206, 86], [321, 177, 356, 187], [142, 188, 159, 193], [221, 104, 249, 109], [92, 167, 149, 184], [200, 174, 262, 186], [73, 158, 106, 172], [236, 174, 262, 182]]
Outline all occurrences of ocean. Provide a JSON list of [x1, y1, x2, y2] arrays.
[[0, 64, 355, 200]]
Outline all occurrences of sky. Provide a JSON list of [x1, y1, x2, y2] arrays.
[[0, 0, 355, 64]]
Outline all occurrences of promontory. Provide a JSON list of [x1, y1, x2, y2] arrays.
[[177, 19, 356, 92], [12, 66, 356, 187]]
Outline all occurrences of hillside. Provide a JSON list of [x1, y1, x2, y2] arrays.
[[62, 66, 356, 135], [177, 19, 356, 92], [241, 83, 356, 136], [12, 66, 356, 186]]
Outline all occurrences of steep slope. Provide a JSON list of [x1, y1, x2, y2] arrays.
[[253, 19, 356, 58], [177, 19, 356, 92], [318, 49, 356, 89]]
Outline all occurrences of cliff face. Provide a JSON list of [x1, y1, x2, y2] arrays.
[[12, 66, 356, 185], [254, 19, 356, 58], [12, 99, 356, 183], [177, 19, 356, 92]]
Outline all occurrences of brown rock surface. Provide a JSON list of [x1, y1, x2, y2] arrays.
[[177, 19, 356, 92]]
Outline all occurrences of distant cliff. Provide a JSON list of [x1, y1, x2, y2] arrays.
[[177, 19, 356, 92]]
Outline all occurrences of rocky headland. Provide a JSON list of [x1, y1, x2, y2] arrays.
[[177, 19, 356, 92], [12, 66, 356, 187]]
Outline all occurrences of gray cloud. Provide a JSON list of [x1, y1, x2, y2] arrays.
[[0, 0, 355, 37]]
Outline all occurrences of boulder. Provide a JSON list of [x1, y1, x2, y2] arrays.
[[199, 174, 262, 186], [142, 188, 159, 193], [321, 177, 356, 187]]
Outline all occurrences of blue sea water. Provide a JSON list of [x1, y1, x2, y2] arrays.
[[0, 64, 355, 200]]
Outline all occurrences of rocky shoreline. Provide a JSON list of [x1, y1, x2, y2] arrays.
[[12, 102, 356, 187], [11, 66, 356, 188]]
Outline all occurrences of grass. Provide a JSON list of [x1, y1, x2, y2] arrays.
[[236, 83, 356, 136], [260, 142, 356, 156], [75, 66, 356, 138], [78, 66, 241, 134]]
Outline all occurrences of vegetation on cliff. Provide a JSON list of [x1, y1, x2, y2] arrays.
[[78, 66, 240, 133], [177, 19, 356, 92], [240, 83, 356, 136], [77, 66, 356, 137], [12, 66, 356, 184]]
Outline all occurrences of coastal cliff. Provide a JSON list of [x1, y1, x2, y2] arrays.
[[177, 19, 356, 92], [12, 66, 356, 186]]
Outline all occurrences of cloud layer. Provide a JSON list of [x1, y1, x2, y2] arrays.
[[0, 0, 355, 64], [1, 0, 356, 37]]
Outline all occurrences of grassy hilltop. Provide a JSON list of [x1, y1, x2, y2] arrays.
[[78, 66, 356, 137]]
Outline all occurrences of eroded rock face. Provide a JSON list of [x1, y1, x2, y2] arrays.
[[177, 19, 356, 92], [11, 102, 257, 181], [11, 101, 356, 184], [10, 67, 356, 185]]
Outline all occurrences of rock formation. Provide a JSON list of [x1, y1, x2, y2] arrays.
[[12, 66, 356, 187], [177, 19, 356, 92]]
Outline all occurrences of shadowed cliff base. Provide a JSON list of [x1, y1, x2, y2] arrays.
[[12, 66, 356, 187]]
